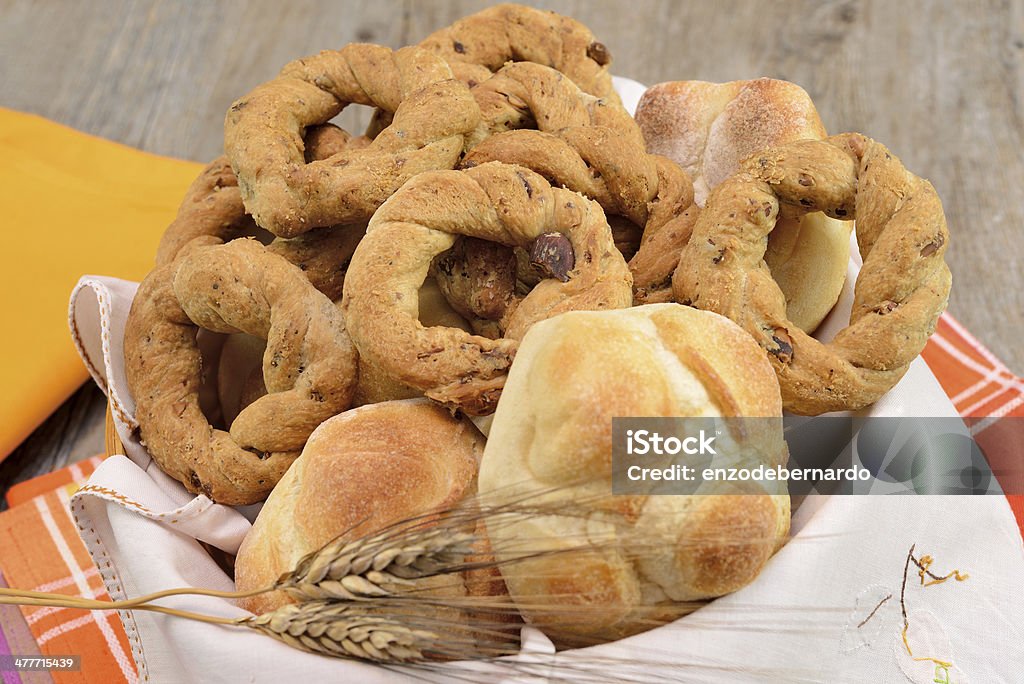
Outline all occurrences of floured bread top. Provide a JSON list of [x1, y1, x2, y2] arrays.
[[636, 78, 826, 206]]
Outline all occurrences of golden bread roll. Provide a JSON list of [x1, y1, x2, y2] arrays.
[[636, 78, 852, 332], [234, 398, 484, 616], [478, 304, 790, 647]]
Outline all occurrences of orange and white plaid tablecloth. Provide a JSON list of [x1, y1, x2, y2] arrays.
[[0, 456, 137, 683], [0, 311, 1020, 683]]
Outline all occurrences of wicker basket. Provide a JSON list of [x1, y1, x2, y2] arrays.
[[104, 402, 124, 457]]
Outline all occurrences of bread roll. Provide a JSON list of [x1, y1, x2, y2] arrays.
[[234, 398, 484, 615], [478, 304, 790, 647], [636, 78, 851, 332]]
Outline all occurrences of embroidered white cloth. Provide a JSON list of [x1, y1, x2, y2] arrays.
[[66, 78, 1024, 683]]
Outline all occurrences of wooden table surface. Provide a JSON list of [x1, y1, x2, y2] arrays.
[[1, 0, 1021, 500]]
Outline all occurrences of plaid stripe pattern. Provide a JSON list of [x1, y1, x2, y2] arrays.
[[0, 458, 137, 683], [921, 313, 1024, 531]]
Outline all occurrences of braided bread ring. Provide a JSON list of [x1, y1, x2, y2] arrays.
[[466, 61, 634, 150], [145, 142, 433, 428], [673, 134, 951, 414], [154, 157, 256, 267], [224, 44, 480, 237], [125, 239, 358, 504], [632, 78, 854, 329], [341, 161, 633, 415], [419, 3, 620, 104], [156, 123, 366, 271], [462, 63, 692, 244]]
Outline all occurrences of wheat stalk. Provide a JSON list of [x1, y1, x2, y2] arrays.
[[0, 497, 812, 684], [276, 525, 477, 602], [242, 601, 439, 661], [28, 405, 797, 672], [0, 505, 513, 663]]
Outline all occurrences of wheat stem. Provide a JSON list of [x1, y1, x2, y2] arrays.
[[0, 587, 262, 626], [103, 584, 275, 608], [0, 584, 273, 610]]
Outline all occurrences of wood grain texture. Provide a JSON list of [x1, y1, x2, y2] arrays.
[[0, 0, 1020, 486]]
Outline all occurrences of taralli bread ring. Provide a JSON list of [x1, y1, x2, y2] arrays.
[[216, 277, 476, 416], [341, 161, 633, 415], [154, 157, 256, 267], [419, 3, 620, 104], [125, 239, 358, 504], [165, 140, 461, 413], [224, 43, 480, 237], [633, 78, 853, 332], [266, 223, 365, 302], [673, 133, 951, 414], [461, 63, 693, 255], [157, 125, 368, 275]]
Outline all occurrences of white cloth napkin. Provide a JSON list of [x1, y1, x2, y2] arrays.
[[63, 77, 1024, 683]]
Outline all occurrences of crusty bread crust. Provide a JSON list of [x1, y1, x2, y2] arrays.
[[478, 304, 790, 646], [235, 399, 483, 615], [639, 79, 826, 206]]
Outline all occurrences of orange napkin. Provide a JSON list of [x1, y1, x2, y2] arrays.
[[0, 108, 203, 461]]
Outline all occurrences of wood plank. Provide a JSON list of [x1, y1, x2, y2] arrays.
[[0, 0, 406, 160]]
